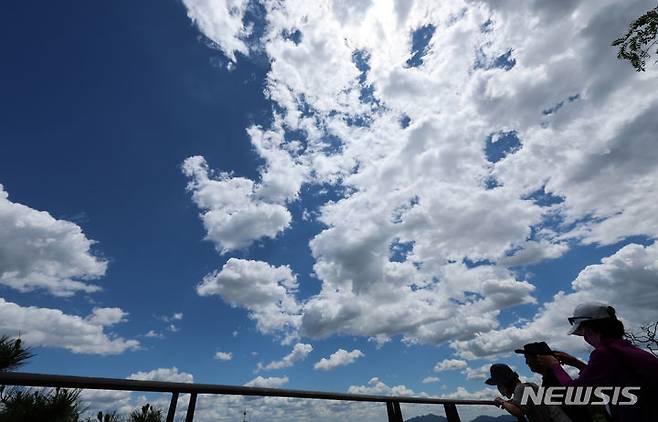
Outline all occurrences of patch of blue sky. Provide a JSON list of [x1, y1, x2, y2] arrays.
[[448, 291, 485, 306], [483, 175, 501, 190], [282, 28, 302, 45], [295, 93, 318, 119], [400, 114, 411, 128], [391, 196, 420, 223], [480, 18, 493, 33], [322, 133, 344, 155], [390, 239, 414, 263], [551, 213, 607, 236], [474, 48, 516, 71], [542, 93, 581, 115], [523, 186, 564, 207], [351, 49, 384, 115], [283, 127, 309, 154], [462, 258, 496, 269], [241, 0, 268, 51], [406, 24, 436, 68], [484, 131, 521, 163], [352, 49, 370, 83], [0, 0, 280, 381], [342, 114, 371, 127]]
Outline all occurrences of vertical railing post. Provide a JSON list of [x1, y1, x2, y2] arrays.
[[166, 392, 179, 422], [185, 392, 198, 422], [444, 403, 461, 422], [386, 400, 404, 422]]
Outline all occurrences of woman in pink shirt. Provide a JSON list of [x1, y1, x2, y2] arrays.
[[538, 302, 658, 422]]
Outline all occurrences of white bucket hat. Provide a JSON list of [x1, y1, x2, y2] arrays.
[[567, 302, 614, 335]]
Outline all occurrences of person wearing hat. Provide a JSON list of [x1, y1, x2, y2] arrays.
[[486, 363, 571, 422], [516, 342, 592, 422], [537, 302, 658, 422]]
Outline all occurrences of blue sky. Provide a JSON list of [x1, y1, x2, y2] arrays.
[[1, 0, 657, 420]]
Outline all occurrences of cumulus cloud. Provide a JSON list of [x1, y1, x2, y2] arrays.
[[451, 242, 658, 359], [347, 377, 416, 397], [259, 343, 312, 371], [433, 359, 468, 372], [86, 307, 128, 326], [197, 258, 302, 338], [463, 364, 493, 380], [215, 351, 233, 361], [0, 184, 107, 296], [182, 156, 293, 253], [181, 0, 658, 351], [421, 376, 439, 384], [79, 389, 136, 417], [313, 348, 364, 371], [244, 375, 289, 388], [128, 367, 194, 383], [0, 298, 138, 354], [182, 0, 252, 63]]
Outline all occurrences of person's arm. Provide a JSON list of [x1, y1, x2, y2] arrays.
[[539, 348, 613, 387], [494, 397, 526, 420], [553, 351, 587, 370]]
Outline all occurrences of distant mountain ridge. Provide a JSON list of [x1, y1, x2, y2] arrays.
[[469, 415, 517, 422], [404, 414, 516, 422]]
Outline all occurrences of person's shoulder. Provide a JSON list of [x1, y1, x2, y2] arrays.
[[601, 339, 650, 359], [513, 382, 533, 394], [515, 381, 538, 396], [590, 343, 616, 359]]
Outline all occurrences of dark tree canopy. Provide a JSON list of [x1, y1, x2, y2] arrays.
[[0, 336, 33, 372], [0, 388, 82, 422], [613, 6, 658, 71], [128, 404, 163, 422], [626, 321, 658, 357]]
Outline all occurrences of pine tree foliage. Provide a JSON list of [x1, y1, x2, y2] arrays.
[[613, 6, 658, 71]]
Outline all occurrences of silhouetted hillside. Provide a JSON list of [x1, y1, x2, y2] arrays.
[[405, 414, 447, 422], [404, 415, 515, 422], [469, 415, 517, 422]]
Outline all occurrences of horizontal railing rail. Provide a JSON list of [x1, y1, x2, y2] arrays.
[[0, 372, 496, 422]]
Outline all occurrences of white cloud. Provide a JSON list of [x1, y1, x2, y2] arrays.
[[463, 364, 492, 380], [197, 258, 302, 338], [313, 348, 364, 371], [157, 312, 184, 322], [128, 367, 194, 383], [79, 389, 135, 416], [0, 184, 107, 297], [421, 376, 439, 384], [244, 375, 289, 388], [433, 359, 468, 372], [347, 377, 415, 397], [86, 307, 128, 326], [215, 351, 233, 361], [259, 343, 313, 370], [0, 298, 138, 354], [144, 330, 163, 339], [82, 368, 194, 419], [451, 241, 658, 359], [182, 156, 293, 253], [182, 0, 251, 63], [181, 0, 658, 353]]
